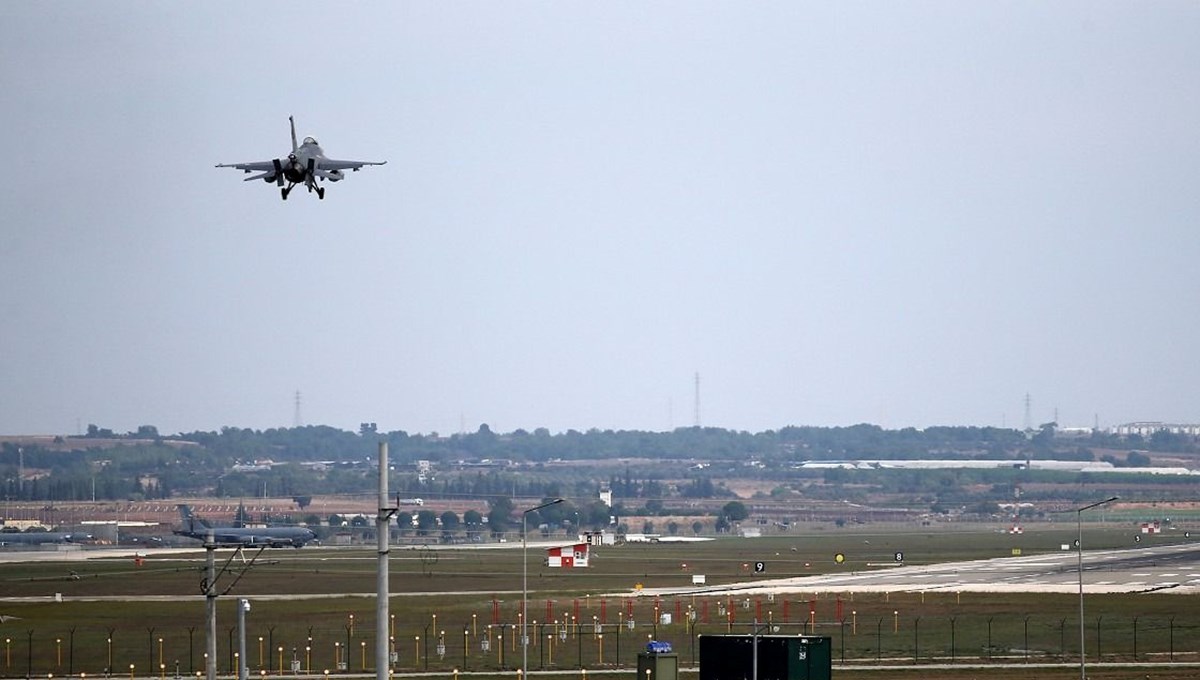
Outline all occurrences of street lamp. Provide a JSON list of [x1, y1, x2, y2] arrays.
[[1077, 496, 1118, 680], [524, 498, 564, 675]]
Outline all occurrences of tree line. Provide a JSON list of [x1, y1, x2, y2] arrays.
[[0, 421, 1191, 503]]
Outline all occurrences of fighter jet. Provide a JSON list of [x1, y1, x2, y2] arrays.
[[173, 505, 316, 548], [216, 116, 385, 200]]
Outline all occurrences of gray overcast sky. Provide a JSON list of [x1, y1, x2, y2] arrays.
[[2, 3, 1197, 437]]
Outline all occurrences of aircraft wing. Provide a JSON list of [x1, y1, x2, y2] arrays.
[[215, 161, 277, 171], [317, 159, 387, 171]]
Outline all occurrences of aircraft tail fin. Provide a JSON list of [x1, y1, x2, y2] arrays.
[[177, 504, 210, 532], [289, 116, 298, 153]]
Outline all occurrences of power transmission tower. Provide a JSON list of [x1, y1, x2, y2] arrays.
[[1023, 393, 1032, 433]]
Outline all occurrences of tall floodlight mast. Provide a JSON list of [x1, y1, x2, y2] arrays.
[[376, 441, 396, 680]]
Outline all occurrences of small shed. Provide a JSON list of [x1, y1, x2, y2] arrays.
[[546, 542, 590, 568]]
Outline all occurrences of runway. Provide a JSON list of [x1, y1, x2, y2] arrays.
[[632, 542, 1200, 597]]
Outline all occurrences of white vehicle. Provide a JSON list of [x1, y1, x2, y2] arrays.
[[216, 116, 385, 200]]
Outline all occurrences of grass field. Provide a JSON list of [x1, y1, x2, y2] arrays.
[[0, 524, 1196, 679]]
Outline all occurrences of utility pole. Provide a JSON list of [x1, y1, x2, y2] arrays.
[[376, 441, 395, 680], [205, 532, 217, 680], [237, 600, 249, 680]]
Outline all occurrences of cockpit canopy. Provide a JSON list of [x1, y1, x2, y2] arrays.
[[302, 136, 318, 146]]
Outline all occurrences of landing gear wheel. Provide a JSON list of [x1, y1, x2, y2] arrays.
[[281, 188, 289, 201], [317, 187, 325, 200]]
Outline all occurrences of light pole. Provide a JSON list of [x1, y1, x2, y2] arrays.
[[237, 600, 250, 680], [1077, 496, 1117, 680], [524, 498, 564, 675]]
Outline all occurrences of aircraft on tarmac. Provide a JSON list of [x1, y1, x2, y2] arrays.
[[173, 505, 317, 548], [0, 530, 89, 546], [216, 116, 385, 200]]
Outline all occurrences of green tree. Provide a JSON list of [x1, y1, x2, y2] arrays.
[[463, 509, 484, 540], [1127, 450, 1153, 466], [416, 510, 438, 535], [487, 497, 515, 534], [721, 501, 749, 522], [395, 511, 413, 536], [440, 510, 461, 539]]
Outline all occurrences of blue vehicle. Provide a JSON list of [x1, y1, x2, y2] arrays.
[[645, 641, 673, 654]]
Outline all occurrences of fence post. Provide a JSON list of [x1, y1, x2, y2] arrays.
[[1132, 617, 1138, 660], [839, 620, 845, 664], [1059, 618, 1067, 660], [1023, 616, 1029, 663], [1169, 617, 1175, 661], [986, 618, 993, 660], [875, 619, 882, 663], [913, 618, 920, 663], [949, 617, 955, 664]]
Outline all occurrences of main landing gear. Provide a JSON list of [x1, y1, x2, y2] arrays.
[[278, 181, 324, 200]]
